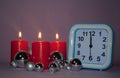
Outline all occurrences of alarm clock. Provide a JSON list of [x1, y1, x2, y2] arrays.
[[68, 24, 113, 70]]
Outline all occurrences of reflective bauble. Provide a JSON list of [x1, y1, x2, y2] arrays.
[[50, 52, 64, 61], [63, 60, 70, 69], [70, 58, 81, 65], [25, 62, 35, 71], [49, 61, 59, 74], [14, 51, 28, 68], [11, 60, 17, 68], [66, 64, 71, 70], [15, 52, 28, 60], [35, 63, 44, 72], [70, 58, 82, 71], [58, 61, 64, 69]]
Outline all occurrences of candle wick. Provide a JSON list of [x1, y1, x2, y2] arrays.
[[38, 38, 42, 41], [56, 39, 59, 41], [38, 38, 40, 41], [19, 37, 22, 40]]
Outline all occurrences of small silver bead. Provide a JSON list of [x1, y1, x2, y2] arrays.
[[49, 61, 59, 74], [25, 62, 35, 71], [34, 63, 44, 72], [11, 61, 17, 68]]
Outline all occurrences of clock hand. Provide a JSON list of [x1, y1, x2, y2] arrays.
[[89, 35, 93, 48], [89, 35, 93, 57]]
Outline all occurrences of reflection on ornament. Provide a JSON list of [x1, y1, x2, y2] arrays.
[[35, 63, 44, 72], [25, 62, 35, 71]]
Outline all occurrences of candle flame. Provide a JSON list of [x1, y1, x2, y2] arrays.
[[18, 31, 22, 39], [56, 33, 59, 40], [38, 32, 42, 40]]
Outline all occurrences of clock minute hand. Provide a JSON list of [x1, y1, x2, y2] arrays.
[[89, 35, 93, 57], [89, 35, 93, 48]]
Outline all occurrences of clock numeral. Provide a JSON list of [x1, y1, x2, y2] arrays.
[[77, 50, 80, 55], [89, 31, 95, 36], [78, 36, 84, 41], [103, 37, 107, 42], [89, 56, 93, 61], [101, 52, 105, 57], [83, 32, 88, 36], [77, 43, 81, 48], [82, 55, 85, 60], [102, 44, 106, 49], [97, 56, 101, 62]]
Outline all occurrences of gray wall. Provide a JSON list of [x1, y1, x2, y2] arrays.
[[0, 0, 120, 66]]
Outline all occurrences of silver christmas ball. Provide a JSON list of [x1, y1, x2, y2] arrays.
[[49, 67, 56, 74], [34, 63, 44, 72], [63, 60, 70, 69], [14, 51, 28, 68], [49, 61, 59, 74], [25, 62, 35, 71], [11, 60, 17, 68], [70, 58, 82, 71], [59, 62, 64, 69], [66, 64, 71, 70], [50, 51, 64, 61]]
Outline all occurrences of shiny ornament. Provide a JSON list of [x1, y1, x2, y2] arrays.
[[49, 61, 59, 74], [11, 60, 18, 68], [58, 61, 64, 69], [50, 51, 64, 61], [63, 60, 70, 69], [35, 63, 44, 72], [14, 51, 28, 68], [15, 51, 28, 60], [25, 62, 35, 71], [66, 64, 71, 70], [70, 58, 82, 71]]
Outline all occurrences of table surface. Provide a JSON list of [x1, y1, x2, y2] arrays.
[[0, 62, 120, 78]]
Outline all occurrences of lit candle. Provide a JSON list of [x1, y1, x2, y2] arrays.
[[32, 32, 50, 69], [11, 31, 28, 62], [50, 33, 67, 59]]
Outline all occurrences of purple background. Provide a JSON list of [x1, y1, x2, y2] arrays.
[[0, 0, 120, 67]]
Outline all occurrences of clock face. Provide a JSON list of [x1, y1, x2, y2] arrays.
[[74, 29, 108, 65], [68, 24, 113, 70]]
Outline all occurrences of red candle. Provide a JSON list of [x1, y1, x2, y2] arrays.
[[11, 32, 28, 62], [50, 33, 67, 59], [32, 32, 50, 69]]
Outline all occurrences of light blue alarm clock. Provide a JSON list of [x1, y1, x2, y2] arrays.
[[68, 24, 113, 70]]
